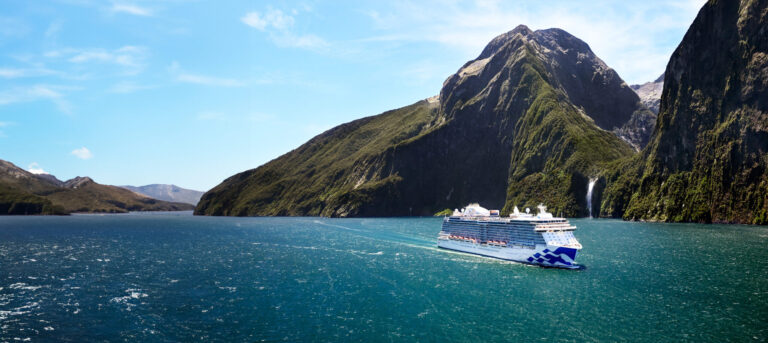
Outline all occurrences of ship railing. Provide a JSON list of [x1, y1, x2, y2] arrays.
[[545, 242, 583, 249], [534, 224, 576, 232]]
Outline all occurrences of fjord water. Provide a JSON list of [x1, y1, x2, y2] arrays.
[[1, 214, 766, 342]]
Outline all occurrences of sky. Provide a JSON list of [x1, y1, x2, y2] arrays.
[[0, 0, 707, 191]]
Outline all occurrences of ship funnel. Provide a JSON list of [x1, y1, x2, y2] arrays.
[[537, 204, 553, 219], [513, 206, 520, 215]]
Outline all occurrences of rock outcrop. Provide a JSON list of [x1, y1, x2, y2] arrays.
[[630, 73, 664, 114]]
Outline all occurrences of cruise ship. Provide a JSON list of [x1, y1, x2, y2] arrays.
[[437, 204, 582, 269]]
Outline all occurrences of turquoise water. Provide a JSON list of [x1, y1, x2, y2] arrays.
[[0, 213, 766, 342]]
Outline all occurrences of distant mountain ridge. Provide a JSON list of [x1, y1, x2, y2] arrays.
[[630, 73, 664, 114], [120, 184, 203, 205], [0, 158, 194, 214], [196, 25, 651, 217]]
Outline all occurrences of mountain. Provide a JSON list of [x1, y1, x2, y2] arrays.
[[196, 26, 647, 218], [0, 160, 64, 215], [601, 0, 768, 224], [120, 184, 203, 205], [630, 73, 664, 114], [0, 159, 195, 214]]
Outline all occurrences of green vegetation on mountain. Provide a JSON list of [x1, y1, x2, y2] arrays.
[[197, 26, 644, 217], [601, 0, 768, 224], [0, 159, 194, 214], [198, 100, 440, 216], [0, 185, 66, 215]]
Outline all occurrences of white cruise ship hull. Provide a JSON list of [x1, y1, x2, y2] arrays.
[[437, 239, 581, 269]]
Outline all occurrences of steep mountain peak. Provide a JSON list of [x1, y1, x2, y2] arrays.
[[443, 25, 655, 149], [477, 25, 534, 59], [64, 176, 94, 189]]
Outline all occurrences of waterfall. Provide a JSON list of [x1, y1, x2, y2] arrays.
[[587, 178, 597, 218]]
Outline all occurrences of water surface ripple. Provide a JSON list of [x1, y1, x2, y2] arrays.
[[0, 213, 766, 342]]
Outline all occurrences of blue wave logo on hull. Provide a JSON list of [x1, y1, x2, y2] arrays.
[[527, 247, 578, 267]]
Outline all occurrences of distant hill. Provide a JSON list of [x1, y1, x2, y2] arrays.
[[0, 158, 195, 214], [120, 184, 203, 205]]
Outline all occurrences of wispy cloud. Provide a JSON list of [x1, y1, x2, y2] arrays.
[[0, 68, 29, 78], [0, 67, 58, 78], [111, 3, 153, 16], [28, 162, 49, 175], [177, 73, 245, 87], [0, 121, 10, 137], [241, 8, 328, 50], [45, 46, 148, 75], [0, 85, 74, 113], [71, 147, 93, 160], [169, 61, 245, 87], [107, 81, 156, 93]]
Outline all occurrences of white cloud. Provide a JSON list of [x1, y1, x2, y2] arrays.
[[68, 46, 145, 67], [241, 12, 268, 30], [28, 162, 49, 175], [111, 3, 152, 16], [71, 147, 93, 160], [242, 8, 328, 50], [169, 61, 245, 87], [241, 9, 294, 31]]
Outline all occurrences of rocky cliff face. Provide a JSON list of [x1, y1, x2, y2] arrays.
[[196, 26, 643, 218], [631, 74, 664, 114], [602, 0, 768, 224], [0, 158, 195, 214]]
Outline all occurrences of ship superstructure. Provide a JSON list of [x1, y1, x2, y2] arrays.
[[437, 204, 582, 269]]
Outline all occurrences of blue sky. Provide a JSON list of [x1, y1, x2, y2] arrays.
[[0, 0, 706, 191]]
